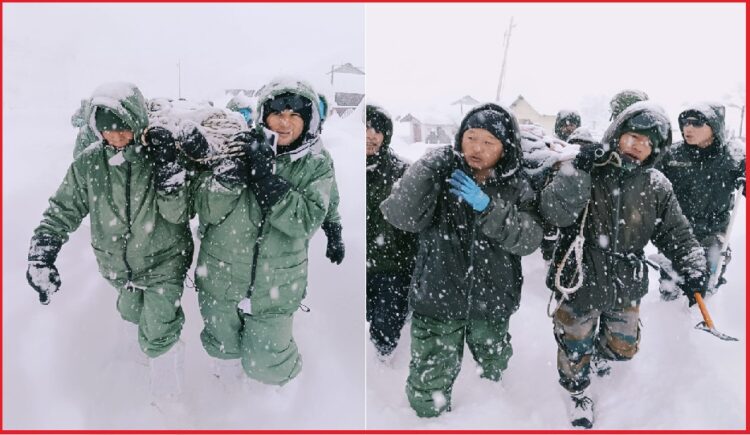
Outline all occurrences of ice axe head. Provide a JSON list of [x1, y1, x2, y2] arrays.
[[695, 321, 738, 341], [694, 292, 739, 342]]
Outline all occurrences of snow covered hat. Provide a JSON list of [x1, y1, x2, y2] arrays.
[[366, 104, 393, 147], [95, 107, 129, 132], [678, 103, 726, 144], [256, 77, 322, 139], [554, 110, 581, 138], [604, 101, 672, 168], [88, 82, 149, 142], [609, 89, 649, 121], [455, 103, 521, 179]]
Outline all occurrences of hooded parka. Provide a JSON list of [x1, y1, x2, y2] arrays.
[[193, 78, 335, 385], [540, 103, 707, 313], [382, 103, 543, 322], [656, 103, 746, 239], [30, 82, 194, 357]]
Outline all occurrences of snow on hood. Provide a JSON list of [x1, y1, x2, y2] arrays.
[[602, 101, 672, 169], [678, 101, 726, 145], [88, 82, 149, 143]]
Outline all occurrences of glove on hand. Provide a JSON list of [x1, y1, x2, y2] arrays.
[[573, 142, 610, 172], [26, 234, 63, 305], [447, 169, 490, 212], [145, 127, 184, 192], [213, 157, 247, 188], [232, 129, 275, 182], [321, 221, 345, 264], [683, 273, 708, 307], [180, 127, 211, 162]]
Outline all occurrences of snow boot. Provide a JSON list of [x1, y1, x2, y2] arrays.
[[149, 340, 185, 403], [567, 390, 594, 429], [212, 358, 245, 391], [591, 355, 611, 378]]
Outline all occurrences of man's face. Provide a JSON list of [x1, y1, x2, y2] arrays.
[[560, 122, 578, 139], [366, 127, 385, 156], [265, 110, 305, 146], [461, 128, 504, 171], [617, 132, 653, 163], [102, 130, 134, 149], [682, 118, 714, 148]]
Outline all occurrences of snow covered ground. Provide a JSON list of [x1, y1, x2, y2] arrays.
[[364, 142, 746, 430], [3, 102, 366, 430]]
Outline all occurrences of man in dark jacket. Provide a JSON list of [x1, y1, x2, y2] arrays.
[[540, 103, 708, 429], [381, 103, 543, 418], [554, 110, 581, 141], [366, 104, 418, 360], [655, 103, 746, 299]]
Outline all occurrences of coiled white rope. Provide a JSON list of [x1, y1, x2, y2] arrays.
[[547, 202, 590, 317]]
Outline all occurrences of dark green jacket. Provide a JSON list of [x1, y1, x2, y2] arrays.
[[655, 103, 746, 239], [541, 105, 706, 312], [194, 144, 334, 315], [381, 103, 543, 322], [33, 83, 193, 285], [367, 147, 417, 276]]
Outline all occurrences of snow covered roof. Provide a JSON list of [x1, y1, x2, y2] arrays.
[[451, 95, 481, 106]]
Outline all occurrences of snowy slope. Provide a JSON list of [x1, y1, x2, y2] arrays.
[[3, 103, 366, 430], [365, 142, 746, 430]]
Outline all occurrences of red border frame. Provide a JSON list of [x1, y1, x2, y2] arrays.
[[0, 1, 747, 434]]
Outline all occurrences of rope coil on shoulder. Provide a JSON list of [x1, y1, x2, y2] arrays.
[[547, 202, 590, 318]]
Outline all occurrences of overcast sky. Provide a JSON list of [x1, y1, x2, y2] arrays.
[[4, 3, 746, 135], [4, 4, 364, 112], [366, 3, 746, 134]]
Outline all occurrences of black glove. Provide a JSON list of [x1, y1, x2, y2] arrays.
[[26, 233, 63, 305], [682, 273, 708, 307], [573, 142, 610, 172], [424, 149, 459, 179], [231, 129, 275, 182], [213, 157, 247, 188], [145, 127, 185, 193], [249, 174, 290, 212], [181, 127, 211, 162], [321, 221, 345, 264]]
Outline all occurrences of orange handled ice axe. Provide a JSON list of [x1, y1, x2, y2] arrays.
[[694, 292, 738, 341]]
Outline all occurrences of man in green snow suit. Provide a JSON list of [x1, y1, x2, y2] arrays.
[[381, 103, 543, 417], [191, 78, 337, 385], [27, 82, 194, 360]]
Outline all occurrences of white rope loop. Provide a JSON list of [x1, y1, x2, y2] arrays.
[[548, 202, 590, 317]]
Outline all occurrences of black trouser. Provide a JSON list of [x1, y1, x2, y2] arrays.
[[366, 272, 411, 356]]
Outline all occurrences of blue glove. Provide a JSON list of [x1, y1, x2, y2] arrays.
[[448, 169, 490, 212]]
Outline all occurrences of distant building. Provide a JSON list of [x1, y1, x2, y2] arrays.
[[398, 111, 458, 144], [508, 95, 556, 134], [332, 92, 365, 117]]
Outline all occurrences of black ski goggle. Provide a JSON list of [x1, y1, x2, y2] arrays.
[[264, 94, 312, 115], [681, 117, 707, 128], [627, 112, 669, 140]]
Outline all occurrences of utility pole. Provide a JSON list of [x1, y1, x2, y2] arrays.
[[330, 64, 335, 85], [177, 60, 182, 99], [739, 104, 745, 139], [495, 17, 516, 102]]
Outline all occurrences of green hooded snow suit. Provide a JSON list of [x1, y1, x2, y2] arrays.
[[193, 79, 335, 385], [29, 82, 194, 357]]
